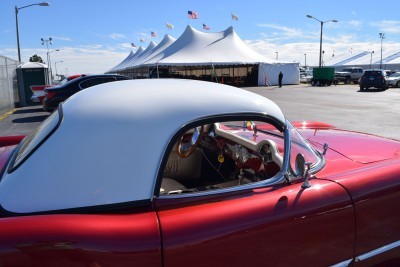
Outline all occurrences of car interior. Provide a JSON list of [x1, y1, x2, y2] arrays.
[[160, 121, 284, 195]]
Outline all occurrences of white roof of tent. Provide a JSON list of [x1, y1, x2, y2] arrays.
[[324, 52, 359, 66], [142, 25, 274, 66], [123, 41, 157, 69], [116, 46, 145, 71], [324, 49, 400, 67], [374, 49, 400, 65], [107, 50, 135, 72], [133, 34, 176, 67]]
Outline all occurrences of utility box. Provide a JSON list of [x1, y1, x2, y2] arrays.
[[16, 62, 49, 106], [311, 67, 336, 86]]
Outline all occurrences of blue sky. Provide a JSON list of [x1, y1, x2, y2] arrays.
[[1, 0, 400, 75]]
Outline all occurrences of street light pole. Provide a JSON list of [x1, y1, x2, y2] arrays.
[[55, 60, 63, 77], [370, 51, 374, 69], [41, 37, 52, 65], [47, 49, 60, 84], [379, 33, 385, 69], [275, 52, 278, 60], [307, 15, 338, 68], [304, 53, 307, 68], [15, 2, 49, 62]]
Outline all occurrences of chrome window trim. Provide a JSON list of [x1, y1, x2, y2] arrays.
[[330, 240, 400, 267]]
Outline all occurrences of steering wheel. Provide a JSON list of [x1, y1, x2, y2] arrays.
[[177, 126, 204, 158]]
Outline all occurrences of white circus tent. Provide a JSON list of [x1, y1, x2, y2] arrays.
[[108, 25, 299, 86]]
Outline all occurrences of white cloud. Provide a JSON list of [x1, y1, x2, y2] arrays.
[[53, 36, 72, 41], [256, 23, 303, 40], [348, 20, 363, 29], [109, 33, 126, 40], [1, 29, 12, 34], [370, 20, 400, 34]]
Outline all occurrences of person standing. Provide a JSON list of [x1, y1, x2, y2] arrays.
[[278, 71, 283, 87]]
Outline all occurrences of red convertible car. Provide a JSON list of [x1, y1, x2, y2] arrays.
[[0, 79, 399, 266]]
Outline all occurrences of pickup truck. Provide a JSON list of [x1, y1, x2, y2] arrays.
[[335, 67, 364, 84]]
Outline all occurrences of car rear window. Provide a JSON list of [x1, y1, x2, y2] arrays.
[[79, 77, 117, 89], [10, 109, 61, 170], [365, 71, 383, 76]]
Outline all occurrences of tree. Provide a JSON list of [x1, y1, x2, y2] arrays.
[[29, 54, 45, 63]]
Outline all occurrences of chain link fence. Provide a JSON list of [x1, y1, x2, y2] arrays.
[[0, 56, 19, 115]]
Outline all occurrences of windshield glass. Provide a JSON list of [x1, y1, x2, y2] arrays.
[[58, 77, 70, 86], [390, 72, 400, 77], [286, 120, 323, 175]]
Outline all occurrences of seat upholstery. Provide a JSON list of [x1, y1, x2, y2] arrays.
[[163, 149, 203, 181], [160, 178, 187, 194]]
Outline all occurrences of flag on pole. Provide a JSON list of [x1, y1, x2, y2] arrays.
[[131, 42, 137, 48], [231, 12, 239, 21], [151, 31, 157, 37], [140, 38, 146, 43], [203, 23, 210, 30], [166, 23, 174, 29], [188, 10, 199, 19]]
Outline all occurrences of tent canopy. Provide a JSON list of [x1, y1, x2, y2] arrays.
[[144, 25, 275, 66], [108, 25, 299, 86]]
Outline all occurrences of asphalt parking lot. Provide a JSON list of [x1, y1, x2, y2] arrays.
[[0, 83, 399, 140], [245, 83, 400, 141]]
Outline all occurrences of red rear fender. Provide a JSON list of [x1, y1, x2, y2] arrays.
[[0, 136, 24, 174], [0, 136, 25, 147]]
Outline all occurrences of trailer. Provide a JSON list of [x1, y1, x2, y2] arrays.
[[311, 67, 337, 86]]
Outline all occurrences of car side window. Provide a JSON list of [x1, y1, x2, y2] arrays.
[[10, 110, 60, 171], [159, 120, 287, 196]]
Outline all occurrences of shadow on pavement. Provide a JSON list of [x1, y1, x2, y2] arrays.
[[12, 115, 49, 124], [357, 89, 387, 93], [13, 107, 45, 114]]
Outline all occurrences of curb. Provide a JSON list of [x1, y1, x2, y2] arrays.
[[0, 109, 16, 122]]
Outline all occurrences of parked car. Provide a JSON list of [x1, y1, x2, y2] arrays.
[[335, 67, 364, 84], [0, 79, 399, 266], [359, 69, 389, 91], [30, 74, 86, 104], [387, 72, 400, 87], [300, 72, 312, 83], [43, 74, 129, 111]]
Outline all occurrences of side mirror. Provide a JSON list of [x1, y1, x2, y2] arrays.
[[295, 153, 305, 177], [295, 153, 312, 189]]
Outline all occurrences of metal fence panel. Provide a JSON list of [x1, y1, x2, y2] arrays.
[[0, 56, 19, 115]]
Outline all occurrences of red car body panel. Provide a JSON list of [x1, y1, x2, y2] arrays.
[[1, 121, 400, 266], [0, 136, 24, 170], [155, 178, 355, 266], [327, 159, 400, 266], [300, 128, 400, 163], [0, 212, 162, 266]]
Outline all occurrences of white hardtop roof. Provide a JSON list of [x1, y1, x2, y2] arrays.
[[0, 79, 285, 213]]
